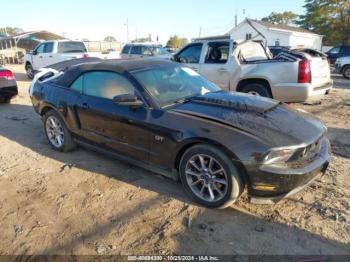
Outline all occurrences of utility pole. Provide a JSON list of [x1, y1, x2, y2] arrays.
[[235, 14, 238, 27], [199, 26, 202, 37], [125, 18, 129, 43]]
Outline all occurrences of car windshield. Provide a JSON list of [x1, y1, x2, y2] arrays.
[[150, 47, 169, 55], [132, 65, 221, 107]]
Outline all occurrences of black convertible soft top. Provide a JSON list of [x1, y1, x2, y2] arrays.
[[52, 58, 174, 87]]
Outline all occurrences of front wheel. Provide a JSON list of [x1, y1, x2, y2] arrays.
[[179, 144, 244, 209], [26, 63, 35, 79], [343, 66, 350, 79], [43, 110, 76, 152]]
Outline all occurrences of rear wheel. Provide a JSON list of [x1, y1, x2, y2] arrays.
[[26, 63, 34, 79], [343, 66, 350, 79], [179, 144, 244, 209], [43, 110, 76, 152], [240, 83, 272, 98]]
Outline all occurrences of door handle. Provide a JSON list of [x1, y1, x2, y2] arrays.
[[49, 55, 53, 58], [39, 56, 43, 58], [218, 68, 227, 72], [81, 103, 89, 110]]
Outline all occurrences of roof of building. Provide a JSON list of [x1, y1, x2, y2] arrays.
[[192, 34, 230, 41], [1, 30, 65, 41], [252, 20, 316, 35]]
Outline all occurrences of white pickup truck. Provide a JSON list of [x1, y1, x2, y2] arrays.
[[24, 40, 119, 79], [173, 39, 332, 102]]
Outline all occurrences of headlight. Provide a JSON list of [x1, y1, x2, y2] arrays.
[[263, 148, 296, 164]]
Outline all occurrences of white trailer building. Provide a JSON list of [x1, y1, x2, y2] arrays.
[[227, 19, 324, 50]]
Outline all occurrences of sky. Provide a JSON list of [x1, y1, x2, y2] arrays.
[[1, 0, 306, 45]]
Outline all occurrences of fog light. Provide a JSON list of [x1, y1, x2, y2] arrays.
[[253, 185, 277, 191]]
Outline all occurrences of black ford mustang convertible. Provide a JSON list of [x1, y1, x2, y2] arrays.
[[29, 59, 330, 208]]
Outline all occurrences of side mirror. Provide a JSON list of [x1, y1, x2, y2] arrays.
[[113, 94, 143, 108], [32, 50, 38, 55], [171, 55, 176, 61], [179, 57, 187, 63]]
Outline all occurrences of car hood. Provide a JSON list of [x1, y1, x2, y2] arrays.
[[171, 91, 326, 147]]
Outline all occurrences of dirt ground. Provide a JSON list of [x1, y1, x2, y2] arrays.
[[0, 65, 349, 255]]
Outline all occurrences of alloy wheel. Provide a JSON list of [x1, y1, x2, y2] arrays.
[[45, 115, 65, 148], [26, 65, 34, 79], [185, 154, 228, 202]]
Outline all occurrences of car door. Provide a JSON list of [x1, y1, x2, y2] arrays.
[[40, 42, 55, 67], [120, 44, 131, 59], [32, 43, 45, 69], [130, 45, 142, 59], [327, 47, 341, 64], [341, 46, 350, 58], [73, 71, 151, 162], [199, 41, 231, 89], [175, 43, 203, 72]]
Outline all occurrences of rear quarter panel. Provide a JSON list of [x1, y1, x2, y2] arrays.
[[31, 81, 81, 132], [230, 58, 299, 96]]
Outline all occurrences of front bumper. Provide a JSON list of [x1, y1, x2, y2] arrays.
[[248, 137, 330, 204]]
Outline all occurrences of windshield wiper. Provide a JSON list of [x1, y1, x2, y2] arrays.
[[174, 97, 192, 104], [163, 96, 195, 108]]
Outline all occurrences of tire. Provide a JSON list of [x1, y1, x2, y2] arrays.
[[343, 66, 350, 79], [240, 83, 272, 98], [26, 63, 34, 79], [43, 110, 76, 152], [179, 144, 244, 209]]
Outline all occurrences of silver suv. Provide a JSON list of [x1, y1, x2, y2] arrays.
[[120, 44, 171, 60]]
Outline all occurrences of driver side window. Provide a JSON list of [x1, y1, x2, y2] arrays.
[[35, 44, 45, 54], [329, 47, 340, 54], [70, 71, 135, 99], [177, 44, 203, 64]]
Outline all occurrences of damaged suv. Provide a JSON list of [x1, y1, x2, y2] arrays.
[[30, 59, 330, 208]]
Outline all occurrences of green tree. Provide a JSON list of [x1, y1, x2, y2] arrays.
[[0, 27, 24, 36], [298, 0, 350, 45], [104, 36, 117, 42], [262, 11, 299, 25], [166, 35, 188, 49]]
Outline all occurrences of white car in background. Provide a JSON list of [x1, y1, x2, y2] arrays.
[[334, 56, 350, 79]]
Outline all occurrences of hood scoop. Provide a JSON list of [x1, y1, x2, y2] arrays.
[[190, 94, 281, 114]]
